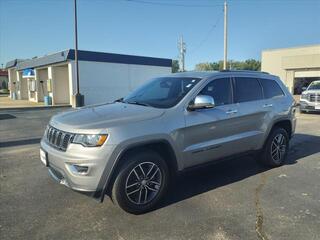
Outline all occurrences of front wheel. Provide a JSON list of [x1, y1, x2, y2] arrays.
[[111, 150, 169, 214], [259, 127, 289, 167]]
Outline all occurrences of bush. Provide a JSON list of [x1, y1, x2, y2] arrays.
[[0, 89, 9, 94]]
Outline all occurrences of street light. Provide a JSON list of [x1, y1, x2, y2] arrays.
[[72, 0, 84, 107]]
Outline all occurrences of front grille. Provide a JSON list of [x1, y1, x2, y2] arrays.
[[309, 94, 320, 103], [46, 126, 73, 151]]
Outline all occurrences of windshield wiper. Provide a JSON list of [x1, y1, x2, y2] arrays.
[[113, 98, 124, 103], [125, 101, 151, 107]]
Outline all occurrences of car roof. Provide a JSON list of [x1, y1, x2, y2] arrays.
[[166, 70, 271, 79], [310, 80, 320, 84]]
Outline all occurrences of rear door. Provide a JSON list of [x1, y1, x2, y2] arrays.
[[259, 77, 287, 137], [231, 76, 267, 151]]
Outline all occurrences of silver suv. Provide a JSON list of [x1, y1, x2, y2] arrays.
[[40, 70, 296, 214]]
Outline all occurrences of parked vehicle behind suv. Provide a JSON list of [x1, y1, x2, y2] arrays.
[[299, 80, 320, 113], [40, 71, 296, 214]]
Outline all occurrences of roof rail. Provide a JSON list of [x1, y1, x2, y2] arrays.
[[219, 70, 269, 74]]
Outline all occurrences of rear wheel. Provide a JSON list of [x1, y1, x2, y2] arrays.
[[111, 150, 169, 214], [259, 127, 289, 167]]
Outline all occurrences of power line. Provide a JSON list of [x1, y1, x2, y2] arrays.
[[189, 12, 223, 56], [125, 0, 223, 8]]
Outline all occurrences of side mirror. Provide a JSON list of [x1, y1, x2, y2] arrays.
[[188, 95, 215, 111], [302, 87, 307, 91]]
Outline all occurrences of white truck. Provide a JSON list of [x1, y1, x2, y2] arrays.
[[300, 80, 320, 113]]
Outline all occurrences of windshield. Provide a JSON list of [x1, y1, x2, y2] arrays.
[[308, 81, 320, 90], [123, 77, 201, 108]]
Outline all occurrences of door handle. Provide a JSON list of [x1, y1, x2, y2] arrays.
[[226, 109, 238, 114], [263, 103, 273, 108]]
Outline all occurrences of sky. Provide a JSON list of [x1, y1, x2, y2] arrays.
[[0, 0, 320, 70]]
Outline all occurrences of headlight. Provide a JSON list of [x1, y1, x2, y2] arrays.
[[72, 134, 108, 147], [301, 93, 308, 100]]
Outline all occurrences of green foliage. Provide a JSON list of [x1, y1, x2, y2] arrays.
[[195, 61, 222, 71], [0, 88, 9, 94], [195, 59, 261, 71], [172, 60, 180, 73]]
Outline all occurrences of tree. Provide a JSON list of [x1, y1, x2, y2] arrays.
[[195, 59, 261, 71], [195, 62, 221, 71], [172, 60, 180, 73], [243, 59, 261, 71]]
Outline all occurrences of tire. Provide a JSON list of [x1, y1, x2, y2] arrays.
[[111, 150, 169, 214], [259, 127, 289, 167]]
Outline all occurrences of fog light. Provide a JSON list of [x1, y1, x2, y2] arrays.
[[69, 164, 89, 175]]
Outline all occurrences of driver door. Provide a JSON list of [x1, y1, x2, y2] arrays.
[[182, 77, 240, 168]]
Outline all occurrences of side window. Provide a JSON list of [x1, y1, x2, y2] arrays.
[[199, 78, 232, 106], [260, 79, 284, 99], [234, 77, 263, 103]]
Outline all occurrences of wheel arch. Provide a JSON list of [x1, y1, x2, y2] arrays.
[[260, 118, 292, 151], [271, 119, 292, 138], [101, 139, 179, 201]]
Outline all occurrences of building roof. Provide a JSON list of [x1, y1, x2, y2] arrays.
[[8, 49, 172, 70], [262, 44, 320, 53], [5, 59, 25, 69]]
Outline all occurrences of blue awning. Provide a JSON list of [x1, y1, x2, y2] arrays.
[[22, 68, 35, 78]]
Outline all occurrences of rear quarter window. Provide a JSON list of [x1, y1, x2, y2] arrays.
[[260, 79, 284, 99]]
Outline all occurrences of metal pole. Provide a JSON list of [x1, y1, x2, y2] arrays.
[[72, 0, 83, 107], [178, 35, 186, 72], [180, 36, 184, 71], [74, 0, 80, 94], [223, 0, 228, 70]]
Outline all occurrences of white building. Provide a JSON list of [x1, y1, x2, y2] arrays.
[[6, 49, 172, 106]]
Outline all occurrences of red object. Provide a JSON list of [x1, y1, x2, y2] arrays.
[[0, 70, 8, 76]]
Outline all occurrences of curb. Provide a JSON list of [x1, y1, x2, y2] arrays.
[[0, 105, 72, 112]]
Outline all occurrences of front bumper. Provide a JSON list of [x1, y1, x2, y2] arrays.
[[299, 100, 320, 112], [40, 139, 116, 194]]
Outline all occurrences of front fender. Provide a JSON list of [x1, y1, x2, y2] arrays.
[[93, 135, 180, 202]]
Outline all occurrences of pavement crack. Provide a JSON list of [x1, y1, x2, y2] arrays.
[[254, 173, 269, 240]]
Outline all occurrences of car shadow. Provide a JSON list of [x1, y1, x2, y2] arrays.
[[0, 138, 41, 148], [156, 133, 320, 210]]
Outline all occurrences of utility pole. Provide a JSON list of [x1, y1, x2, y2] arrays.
[[223, 0, 228, 70], [178, 35, 186, 72], [73, 0, 84, 107]]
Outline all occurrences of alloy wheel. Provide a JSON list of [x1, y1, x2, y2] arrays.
[[125, 162, 162, 205], [271, 133, 287, 163]]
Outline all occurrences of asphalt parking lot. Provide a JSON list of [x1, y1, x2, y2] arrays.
[[0, 109, 319, 240]]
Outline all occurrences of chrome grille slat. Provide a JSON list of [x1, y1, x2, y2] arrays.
[[309, 93, 320, 103], [56, 132, 62, 147], [45, 126, 73, 151]]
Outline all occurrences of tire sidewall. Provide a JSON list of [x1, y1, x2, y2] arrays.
[[112, 151, 169, 214], [264, 128, 289, 167]]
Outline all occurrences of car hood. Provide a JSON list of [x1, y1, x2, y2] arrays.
[[302, 90, 320, 95], [50, 102, 165, 132]]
